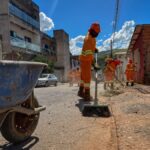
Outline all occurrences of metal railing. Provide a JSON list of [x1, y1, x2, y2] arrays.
[[9, 3, 40, 30], [10, 36, 41, 53]]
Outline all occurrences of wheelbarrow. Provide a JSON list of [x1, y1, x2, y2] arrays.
[[0, 60, 47, 143]]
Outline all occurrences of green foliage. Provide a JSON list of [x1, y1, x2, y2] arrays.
[[97, 54, 107, 70], [32, 55, 55, 73], [97, 49, 127, 70]]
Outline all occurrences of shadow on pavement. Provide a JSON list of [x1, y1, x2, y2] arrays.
[[75, 99, 91, 113], [0, 136, 39, 150]]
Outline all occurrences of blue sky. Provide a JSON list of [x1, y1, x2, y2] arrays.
[[34, 0, 150, 54]]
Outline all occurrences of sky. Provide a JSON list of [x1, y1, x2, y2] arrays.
[[34, 0, 150, 55]]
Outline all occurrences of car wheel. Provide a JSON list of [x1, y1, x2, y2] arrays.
[[45, 82, 49, 87], [54, 82, 57, 86]]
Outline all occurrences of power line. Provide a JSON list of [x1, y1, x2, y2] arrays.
[[110, 0, 120, 57], [112, 0, 120, 39]]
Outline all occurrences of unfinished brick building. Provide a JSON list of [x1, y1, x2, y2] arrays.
[[128, 24, 150, 84]]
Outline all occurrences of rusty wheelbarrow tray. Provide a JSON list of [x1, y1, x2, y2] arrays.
[[0, 60, 47, 143]]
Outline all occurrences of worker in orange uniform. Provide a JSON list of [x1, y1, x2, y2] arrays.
[[78, 22, 101, 101], [68, 69, 74, 86], [103, 57, 121, 89], [75, 67, 81, 87], [125, 59, 135, 86]]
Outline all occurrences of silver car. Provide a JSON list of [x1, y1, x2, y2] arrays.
[[36, 73, 58, 87]]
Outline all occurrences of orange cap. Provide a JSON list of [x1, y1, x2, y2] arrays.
[[89, 22, 101, 33]]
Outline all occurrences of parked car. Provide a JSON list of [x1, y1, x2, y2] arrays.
[[36, 73, 58, 87]]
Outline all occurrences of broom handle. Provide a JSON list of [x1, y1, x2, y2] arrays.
[[95, 53, 98, 105]]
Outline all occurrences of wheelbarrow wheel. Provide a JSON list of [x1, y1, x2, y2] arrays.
[[1, 97, 40, 143]]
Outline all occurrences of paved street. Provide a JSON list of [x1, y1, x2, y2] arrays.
[[0, 82, 116, 150], [0, 82, 150, 150]]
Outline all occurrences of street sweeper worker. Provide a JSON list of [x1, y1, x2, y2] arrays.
[[103, 57, 121, 89], [75, 67, 81, 86], [125, 58, 135, 86], [78, 22, 100, 101], [68, 69, 75, 86]]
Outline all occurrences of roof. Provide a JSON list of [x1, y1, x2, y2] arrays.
[[114, 51, 127, 55], [114, 49, 127, 55], [128, 24, 150, 53]]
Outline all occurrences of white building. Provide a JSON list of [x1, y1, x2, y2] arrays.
[[114, 50, 127, 81]]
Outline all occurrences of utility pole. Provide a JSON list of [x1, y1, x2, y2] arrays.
[[111, 0, 120, 58], [110, 40, 113, 58], [0, 35, 2, 60]]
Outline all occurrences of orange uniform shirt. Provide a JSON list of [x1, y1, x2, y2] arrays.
[[125, 63, 135, 81], [80, 34, 96, 62]]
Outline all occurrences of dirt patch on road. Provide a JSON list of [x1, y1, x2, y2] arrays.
[[74, 118, 118, 150], [108, 90, 150, 150], [122, 103, 150, 115]]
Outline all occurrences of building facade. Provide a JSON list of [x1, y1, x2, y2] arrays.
[[0, 0, 71, 82], [128, 24, 150, 84], [0, 0, 41, 60], [114, 50, 127, 81], [40, 32, 57, 62], [70, 55, 80, 70], [54, 30, 71, 82]]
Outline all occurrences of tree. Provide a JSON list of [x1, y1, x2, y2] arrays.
[[32, 55, 55, 73]]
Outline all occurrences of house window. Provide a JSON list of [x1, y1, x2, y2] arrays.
[[10, 31, 17, 37], [44, 44, 49, 49], [24, 36, 31, 43]]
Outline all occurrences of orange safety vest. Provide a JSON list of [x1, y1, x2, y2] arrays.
[[125, 63, 134, 72], [80, 34, 96, 62], [104, 59, 121, 81], [104, 60, 121, 72], [125, 63, 135, 81]]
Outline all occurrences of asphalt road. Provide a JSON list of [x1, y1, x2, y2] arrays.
[[0, 83, 149, 150]]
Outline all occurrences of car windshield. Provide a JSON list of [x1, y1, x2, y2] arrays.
[[40, 74, 48, 78], [51, 75, 55, 78]]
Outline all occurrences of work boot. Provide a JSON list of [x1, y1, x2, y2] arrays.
[[131, 82, 134, 86], [104, 82, 107, 90], [78, 86, 84, 98], [111, 83, 114, 90], [84, 89, 92, 101]]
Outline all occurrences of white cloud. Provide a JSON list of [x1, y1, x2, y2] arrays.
[[98, 20, 135, 51], [70, 35, 103, 55], [40, 12, 54, 32], [70, 20, 135, 55], [97, 39, 103, 45], [70, 35, 85, 55]]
